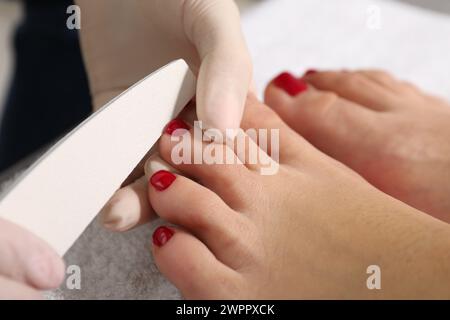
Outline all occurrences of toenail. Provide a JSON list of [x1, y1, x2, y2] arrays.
[[150, 170, 176, 191], [152, 226, 174, 247], [273, 72, 308, 96], [304, 69, 318, 76], [165, 119, 190, 136]]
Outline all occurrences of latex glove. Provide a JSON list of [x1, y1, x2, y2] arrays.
[[76, 0, 253, 231], [77, 0, 252, 131], [0, 218, 65, 299]]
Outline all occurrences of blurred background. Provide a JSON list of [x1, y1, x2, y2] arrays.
[[0, 0, 449, 177]]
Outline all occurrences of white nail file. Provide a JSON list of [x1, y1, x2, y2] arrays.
[[0, 59, 196, 256]]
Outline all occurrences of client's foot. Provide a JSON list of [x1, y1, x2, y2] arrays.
[[265, 70, 450, 222], [145, 95, 450, 299]]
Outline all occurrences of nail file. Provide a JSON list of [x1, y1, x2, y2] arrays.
[[0, 59, 196, 256]]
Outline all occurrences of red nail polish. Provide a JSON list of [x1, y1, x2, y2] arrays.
[[150, 170, 176, 191], [165, 119, 189, 136], [304, 69, 317, 76], [152, 226, 174, 247], [273, 72, 308, 96]]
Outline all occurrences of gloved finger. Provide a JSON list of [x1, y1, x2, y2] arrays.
[[0, 218, 65, 289], [184, 0, 253, 132], [0, 276, 43, 300]]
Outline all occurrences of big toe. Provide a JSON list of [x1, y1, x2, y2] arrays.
[[264, 72, 379, 168]]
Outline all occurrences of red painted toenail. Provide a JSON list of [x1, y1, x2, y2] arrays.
[[273, 72, 308, 96], [150, 170, 176, 191], [165, 119, 189, 136], [304, 69, 317, 76], [153, 226, 174, 247]]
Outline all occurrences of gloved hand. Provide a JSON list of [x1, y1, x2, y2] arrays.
[[76, 0, 253, 231], [77, 0, 252, 131]]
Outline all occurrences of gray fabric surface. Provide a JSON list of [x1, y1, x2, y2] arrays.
[[57, 219, 180, 299]]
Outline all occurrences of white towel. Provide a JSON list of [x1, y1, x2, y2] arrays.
[[244, 0, 450, 99]]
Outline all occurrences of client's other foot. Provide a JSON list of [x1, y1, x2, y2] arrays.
[[265, 70, 450, 222]]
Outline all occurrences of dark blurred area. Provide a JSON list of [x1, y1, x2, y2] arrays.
[[0, 0, 91, 174]]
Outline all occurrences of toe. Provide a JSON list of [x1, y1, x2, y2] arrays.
[[357, 69, 399, 89], [241, 91, 314, 166], [146, 169, 258, 269], [304, 70, 399, 111], [357, 69, 420, 95], [100, 153, 177, 231], [100, 176, 154, 231], [151, 226, 242, 299], [157, 119, 255, 208], [264, 76, 379, 168]]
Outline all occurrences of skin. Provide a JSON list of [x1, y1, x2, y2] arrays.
[[0, 218, 65, 299], [264, 70, 450, 222], [144, 95, 450, 299]]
